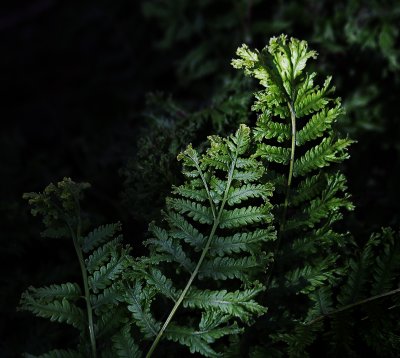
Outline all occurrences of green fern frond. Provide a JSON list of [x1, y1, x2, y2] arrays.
[[85, 237, 123, 273], [82, 222, 122, 253], [89, 251, 129, 293], [165, 314, 242, 358], [209, 228, 276, 256], [233, 34, 355, 355], [198, 255, 267, 281], [19, 294, 84, 329], [371, 228, 400, 295], [293, 137, 354, 177], [271, 321, 323, 358], [125, 282, 160, 339], [112, 324, 141, 358], [137, 124, 275, 356], [184, 285, 267, 323], [22, 283, 81, 303]]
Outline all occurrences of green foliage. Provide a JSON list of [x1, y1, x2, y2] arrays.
[[121, 77, 253, 225], [19, 178, 139, 357], [233, 34, 356, 355], [126, 124, 275, 356], [18, 33, 400, 358]]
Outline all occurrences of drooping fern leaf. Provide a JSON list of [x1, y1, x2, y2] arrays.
[[126, 124, 276, 356]]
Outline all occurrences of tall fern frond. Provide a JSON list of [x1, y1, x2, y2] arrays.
[[233, 34, 354, 354], [130, 124, 276, 356]]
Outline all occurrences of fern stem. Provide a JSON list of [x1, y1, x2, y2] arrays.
[[264, 102, 296, 291], [305, 287, 400, 326], [72, 237, 97, 358], [280, 102, 296, 236], [68, 217, 96, 357], [146, 148, 239, 357], [146, 219, 220, 358]]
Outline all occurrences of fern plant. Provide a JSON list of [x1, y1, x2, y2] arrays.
[[18, 34, 400, 357], [309, 227, 400, 357], [232, 35, 356, 355], [19, 178, 139, 357], [125, 124, 276, 356]]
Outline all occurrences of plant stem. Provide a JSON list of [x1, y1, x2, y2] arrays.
[[279, 102, 296, 237], [146, 146, 239, 357], [305, 287, 400, 325], [145, 219, 219, 358], [265, 102, 296, 291], [68, 212, 96, 358], [72, 236, 96, 358]]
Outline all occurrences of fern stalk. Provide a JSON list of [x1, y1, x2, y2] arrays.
[[146, 140, 240, 357], [71, 232, 97, 358], [69, 197, 97, 358], [278, 102, 296, 244], [306, 287, 400, 325]]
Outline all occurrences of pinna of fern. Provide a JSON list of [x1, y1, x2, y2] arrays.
[[232, 35, 355, 355], [124, 124, 276, 357], [302, 227, 400, 357], [19, 178, 140, 358]]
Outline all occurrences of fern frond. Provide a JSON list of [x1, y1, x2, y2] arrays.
[[23, 283, 81, 303], [371, 228, 400, 295], [293, 137, 354, 177], [296, 104, 344, 146], [285, 256, 339, 294], [19, 294, 84, 329], [125, 282, 160, 339], [142, 267, 179, 302], [254, 144, 290, 164], [89, 252, 128, 293], [219, 205, 272, 229], [85, 237, 123, 273], [227, 183, 273, 206], [166, 198, 214, 224], [165, 211, 206, 251], [82, 222, 121, 253], [271, 321, 323, 358], [138, 124, 275, 356], [165, 320, 241, 358], [112, 324, 141, 358], [198, 256, 267, 281], [91, 283, 124, 311], [184, 285, 267, 322], [210, 228, 276, 256]]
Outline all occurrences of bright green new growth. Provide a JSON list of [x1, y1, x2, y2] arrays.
[[129, 124, 276, 357], [20, 178, 139, 358]]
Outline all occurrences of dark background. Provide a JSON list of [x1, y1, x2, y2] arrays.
[[1, 1, 399, 356]]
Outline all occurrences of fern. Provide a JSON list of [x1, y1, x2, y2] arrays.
[[127, 124, 275, 356], [233, 34, 355, 355], [19, 178, 138, 357]]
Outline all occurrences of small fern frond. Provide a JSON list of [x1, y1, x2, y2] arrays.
[[19, 294, 84, 329], [125, 282, 160, 339], [184, 284, 267, 323], [82, 222, 122, 253], [22, 283, 81, 303], [112, 324, 141, 358]]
